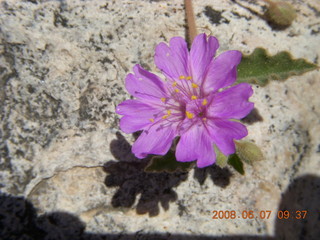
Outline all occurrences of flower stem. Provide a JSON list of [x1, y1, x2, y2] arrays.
[[185, 0, 197, 44]]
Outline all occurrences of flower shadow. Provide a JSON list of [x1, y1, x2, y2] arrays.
[[241, 108, 263, 125], [105, 132, 188, 217], [194, 165, 233, 188]]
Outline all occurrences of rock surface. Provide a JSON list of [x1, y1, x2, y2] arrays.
[[0, 0, 320, 239]]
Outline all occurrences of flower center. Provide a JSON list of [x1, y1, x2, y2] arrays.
[[154, 75, 209, 128], [184, 98, 207, 120]]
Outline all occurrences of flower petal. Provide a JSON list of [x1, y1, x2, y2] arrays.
[[116, 100, 161, 133], [154, 37, 189, 80], [116, 99, 159, 117], [190, 34, 219, 84], [176, 125, 216, 168], [132, 125, 175, 158], [208, 83, 254, 119], [207, 119, 248, 156], [119, 116, 151, 134], [175, 126, 198, 162], [125, 64, 167, 100], [196, 139, 216, 168], [203, 50, 242, 93]]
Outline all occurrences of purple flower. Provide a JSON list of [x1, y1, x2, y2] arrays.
[[116, 33, 254, 168]]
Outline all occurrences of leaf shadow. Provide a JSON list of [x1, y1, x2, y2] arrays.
[[104, 132, 188, 217]]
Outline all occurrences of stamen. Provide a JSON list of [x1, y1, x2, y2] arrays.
[[149, 118, 155, 123], [186, 76, 192, 80], [191, 95, 197, 100], [162, 115, 168, 119], [191, 83, 199, 88], [167, 110, 171, 116], [186, 111, 194, 119], [179, 75, 185, 80], [174, 89, 180, 93], [202, 118, 207, 121], [202, 99, 208, 106], [161, 98, 166, 103], [172, 82, 177, 87]]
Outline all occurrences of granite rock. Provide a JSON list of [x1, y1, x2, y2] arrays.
[[0, 0, 320, 239]]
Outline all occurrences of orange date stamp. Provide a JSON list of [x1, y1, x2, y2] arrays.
[[211, 210, 307, 220]]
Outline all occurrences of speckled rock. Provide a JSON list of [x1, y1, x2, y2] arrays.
[[0, 0, 319, 239]]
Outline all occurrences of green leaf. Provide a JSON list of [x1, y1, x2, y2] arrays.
[[144, 150, 194, 173], [237, 48, 318, 86], [228, 154, 245, 175], [235, 141, 264, 165], [214, 145, 228, 168]]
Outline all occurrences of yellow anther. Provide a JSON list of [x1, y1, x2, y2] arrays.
[[167, 110, 171, 116], [202, 99, 208, 106], [162, 115, 168, 119], [186, 76, 192, 80], [149, 118, 155, 123], [186, 111, 194, 119], [191, 83, 199, 88], [179, 75, 185, 79], [191, 95, 197, 100], [161, 98, 166, 103], [202, 118, 207, 121], [174, 89, 180, 93], [172, 82, 177, 87]]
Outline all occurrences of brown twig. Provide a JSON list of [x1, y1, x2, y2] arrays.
[[185, 0, 197, 44]]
